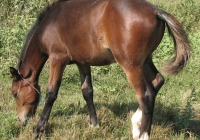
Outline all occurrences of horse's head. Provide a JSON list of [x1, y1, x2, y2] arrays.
[[10, 67, 40, 124]]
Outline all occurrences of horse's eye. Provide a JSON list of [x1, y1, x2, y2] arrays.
[[13, 93, 18, 99]]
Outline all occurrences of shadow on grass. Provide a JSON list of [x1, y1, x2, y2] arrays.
[[51, 96, 199, 138], [153, 100, 200, 138], [101, 99, 200, 138], [52, 102, 88, 117], [102, 101, 138, 118], [52, 100, 138, 118]]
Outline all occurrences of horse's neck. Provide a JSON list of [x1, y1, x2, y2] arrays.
[[19, 40, 47, 82]]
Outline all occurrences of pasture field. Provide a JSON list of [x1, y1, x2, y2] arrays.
[[0, 0, 200, 139]]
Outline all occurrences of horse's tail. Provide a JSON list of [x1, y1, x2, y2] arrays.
[[157, 11, 191, 75]]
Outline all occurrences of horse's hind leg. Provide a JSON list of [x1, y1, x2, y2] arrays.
[[124, 66, 154, 140], [143, 56, 165, 92], [119, 61, 162, 140], [130, 56, 164, 140], [77, 64, 98, 127]]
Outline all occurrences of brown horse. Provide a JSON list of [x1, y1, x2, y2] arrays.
[[10, 0, 191, 139]]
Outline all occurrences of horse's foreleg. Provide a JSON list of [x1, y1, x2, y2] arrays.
[[34, 57, 67, 139], [77, 64, 98, 127]]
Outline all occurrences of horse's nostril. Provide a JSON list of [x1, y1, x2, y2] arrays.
[[20, 117, 28, 126], [18, 113, 28, 126]]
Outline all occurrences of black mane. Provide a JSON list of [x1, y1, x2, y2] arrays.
[[17, 0, 69, 69]]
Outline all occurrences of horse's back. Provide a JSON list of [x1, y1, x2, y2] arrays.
[[38, 0, 163, 66]]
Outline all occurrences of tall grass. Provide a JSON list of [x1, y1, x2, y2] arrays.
[[0, 0, 200, 139]]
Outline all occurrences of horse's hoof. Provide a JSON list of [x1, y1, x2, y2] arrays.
[[33, 132, 39, 140], [90, 123, 100, 128], [133, 136, 139, 140], [33, 129, 43, 139]]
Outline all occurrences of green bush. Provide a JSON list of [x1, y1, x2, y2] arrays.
[[0, 0, 54, 76]]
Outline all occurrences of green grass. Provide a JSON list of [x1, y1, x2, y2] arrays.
[[0, 0, 200, 139]]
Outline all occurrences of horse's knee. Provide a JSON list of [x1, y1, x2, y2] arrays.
[[45, 93, 57, 105], [81, 81, 93, 100], [45, 87, 58, 105]]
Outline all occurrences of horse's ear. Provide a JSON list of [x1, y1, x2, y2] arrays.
[[10, 67, 21, 81]]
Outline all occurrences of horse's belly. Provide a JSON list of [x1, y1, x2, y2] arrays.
[[90, 48, 116, 66], [72, 47, 116, 66]]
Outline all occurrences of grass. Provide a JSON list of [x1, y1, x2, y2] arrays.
[[0, 0, 200, 139]]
